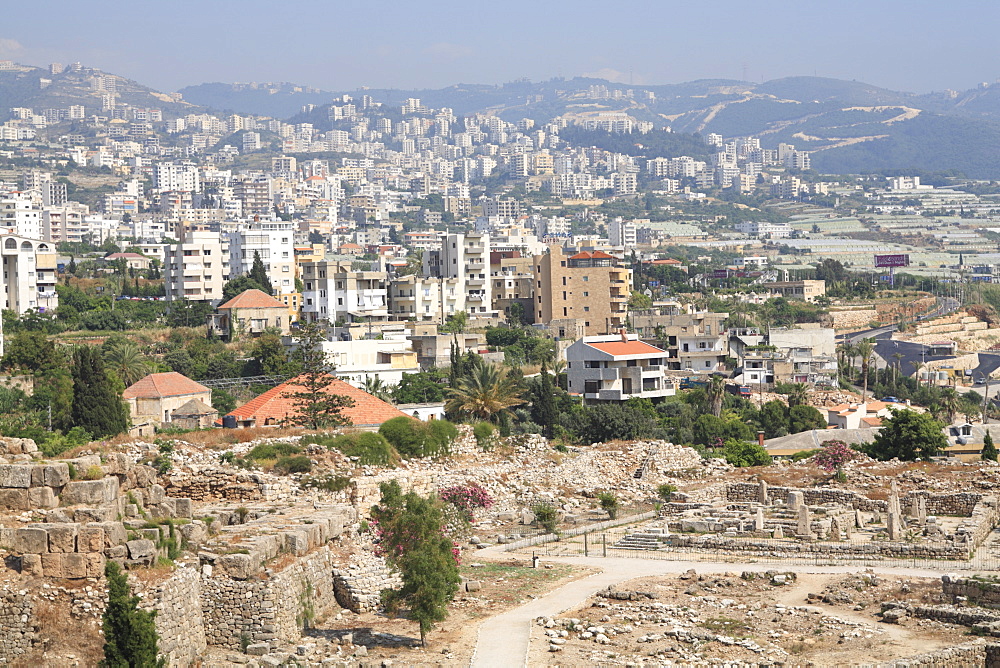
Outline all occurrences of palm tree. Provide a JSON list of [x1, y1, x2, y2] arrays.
[[363, 376, 392, 402], [857, 338, 875, 401], [892, 352, 904, 388], [939, 387, 960, 424], [103, 340, 151, 387], [445, 363, 525, 423], [706, 374, 725, 417], [786, 383, 809, 408]]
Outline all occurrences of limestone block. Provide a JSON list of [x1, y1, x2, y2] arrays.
[[104, 545, 127, 559], [0, 527, 12, 548], [147, 484, 166, 505], [61, 477, 119, 506], [28, 486, 57, 508], [92, 522, 127, 547], [43, 464, 70, 488], [284, 531, 309, 556], [179, 523, 206, 546], [41, 553, 65, 578], [218, 553, 254, 579], [78, 526, 105, 552], [126, 539, 156, 561], [74, 507, 115, 523], [0, 488, 31, 510], [465, 580, 482, 592], [47, 524, 78, 553], [301, 522, 322, 548], [15, 527, 49, 554], [173, 498, 192, 518], [0, 465, 32, 488], [155, 499, 177, 517], [141, 528, 162, 543], [63, 553, 88, 578], [85, 552, 105, 578], [20, 553, 42, 576]]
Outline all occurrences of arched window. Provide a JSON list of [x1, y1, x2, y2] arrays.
[[4, 239, 15, 250], [20, 241, 32, 252]]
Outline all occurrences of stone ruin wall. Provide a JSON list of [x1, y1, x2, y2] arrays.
[[726, 483, 983, 516], [942, 574, 1000, 607], [135, 566, 207, 668], [0, 588, 36, 664]]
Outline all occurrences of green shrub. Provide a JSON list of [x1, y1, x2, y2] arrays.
[[532, 503, 559, 533], [276, 455, 312, 474], [597, 492, 619, 519], [67, 462, 78, 480], [83, 465, 105, 481], [656, 483, 677, 501], [301, 474, 352, 493], [472, 422, 495, 448], [325, 432, 400, 467], [791, 448, 821, 462], [379, 416, 457, 458], [246, 442, 301, 461]]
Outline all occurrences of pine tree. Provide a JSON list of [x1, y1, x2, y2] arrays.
[[67, 256, 77, 275], [249, 250, 273, 295], [983, 430, 998, 462], [537, 359, 557, 438], [284, 321, 354, 429], [372, 481, 460, 647], [72, 346, 129, 438], [101, 561, 164, 667]]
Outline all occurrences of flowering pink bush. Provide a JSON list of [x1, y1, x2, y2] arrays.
[[814, 439, 856, 473], [439, 482, 494, 521]]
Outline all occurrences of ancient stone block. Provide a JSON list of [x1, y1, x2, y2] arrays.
[[41, 553, 65, 578], [179, 523, 206, 546], [27, 486, 57, 508], [218, 553, 254, 579], [147, 484, 166, 505], [73, 507, 115, 523], [85, 552, 105, 578], [63, 553, 88, 578], [284, 531, 309, 556], [104, 545, 127, 560], [20, 553, 42, 575], [15, 527, 48, 554], [0, 465, 32, 488], [61, 477, 119, 506], [47, 524, 78, 553], [43, 464, 70, 488], [78, 526, 105, 552], [91, 522, 127, 547], [173, 498, 192, 518], [0, 488, 31, 510], [126, 539, 156, 561]]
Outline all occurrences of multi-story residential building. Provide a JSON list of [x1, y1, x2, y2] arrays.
[[609, 217, 637, 248], [0, 191, 41, 239], [300, 259, 388, 324], [317, 338, 419, 387], [227, 221, 295, 294], [490, 252, 535, 323], [152, 161, 200, 193], [422, 232, 494, 318], [565, 332, 678, 404], [734, 221, 792, 238], [762, 279, 826, 302], [163, 231, 228, 303], [630, 310, 729, 373], [0, 234, 59, 323], [533, 247, 630, 336], [40, 204, 89, 244], [388, 275, 463, 322]]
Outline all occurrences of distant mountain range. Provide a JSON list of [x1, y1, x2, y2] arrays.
[[6, 61, 1000, 178]]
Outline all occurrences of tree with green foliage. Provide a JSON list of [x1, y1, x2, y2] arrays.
[[722, 439, 772, 467], [507, 301, 528, 326], [101, 560, 164, 667], [211, 388, 237, 415], [535, 359, 557, 437], [371, 481, 460, 647], [439, 311, 467, 334], [284, 321, 354, 429], [249, 250, 273, 295], [983, 430, 998, 462], [597, 491, 620, 519], [788, 404, 827, 433], [221, 274, 270, 303], [393, 370, 447, 404], [72, 346, 129, 438], [862, 409, 946, 461], [102, 339, 151, 387], [445, 363, 524, 424], [244, 329, 290, 377], [706, 374, 725, 418]]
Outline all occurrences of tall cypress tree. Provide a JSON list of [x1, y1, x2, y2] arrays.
[[101, 561, 163, 667], [72, 346, 129, 438], [537, 359, 557, 438], [983, 430, 998, 462], [249, 250, 273, 295]]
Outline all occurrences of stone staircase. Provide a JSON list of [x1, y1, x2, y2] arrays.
[[633, 444, 659, 479], [612, 533, 664, 550]]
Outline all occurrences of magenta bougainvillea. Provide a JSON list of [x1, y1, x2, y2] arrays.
[[439, 482, 494, 521], [814, 439, 856, 473]]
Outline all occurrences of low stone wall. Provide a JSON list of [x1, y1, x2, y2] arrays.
[[162, 467, 291, 502], [0, 588, 36, 663], [332, 553, 401, 613], [878, 640, 999, 667], [942, 574, 1000, 607], [660, 534, 971, 560], [202, 544, 347, 649], [350, 471, 437, 513], [136, 566, 207, 668], [726, 483, 983, 517]]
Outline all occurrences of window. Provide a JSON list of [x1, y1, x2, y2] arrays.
[[562, 291, 567, 300], [583, 276, 589, 282], [562, 277, 566, 286], [705, 361, 711, 368], [584, 381, 600, 394], [563, 307, 568, 316], [583, 291, 589, 297], [282, 266, 289, 272], [585, 321, 590, 327]]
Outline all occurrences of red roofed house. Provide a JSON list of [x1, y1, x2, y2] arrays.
[[565, 331, 678, 404], [123, 372, 213, 427], [104, 252, 151, 271], [208, 289, 291, 340], [224, 375, 410, 430]]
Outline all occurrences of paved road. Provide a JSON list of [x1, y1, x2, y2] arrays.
[[468, 553, 952, 668], [873, 338, 954, 378]]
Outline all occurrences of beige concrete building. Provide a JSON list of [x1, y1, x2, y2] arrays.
[[163, 230, 229, 303], [208, 289, 291, 340], [123, 372, 212, 427], [533, 247, 631, 337], [763, 279, 826, 302]]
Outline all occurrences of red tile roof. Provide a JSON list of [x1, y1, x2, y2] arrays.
[[586, 340, 667, 356], [226, 376, 410, 427], [218, 289, 286, 310], [123, 372, 210, 399]]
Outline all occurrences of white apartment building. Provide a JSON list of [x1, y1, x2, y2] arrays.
[[227, 221, 295, 295], [422, 232, 495, 317], [318, 338, 419, 387], [734, 221, 792, 239], [388, 275, 463, 322], [565, 333, 678, 404], [0, 235, 58, 319], [153, 161, 201, 193], [0, 192, 40, 239], [163, 231, 229, 303], [41, 204, 89, 244], [609, 217, 637, 248], [300, 259, 388, 324]]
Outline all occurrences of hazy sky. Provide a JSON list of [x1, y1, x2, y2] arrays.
[[2, 1, 999, 93]]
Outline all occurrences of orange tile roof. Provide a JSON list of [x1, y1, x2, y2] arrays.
[[226, 376, 410, 427], [218, 289, 286, 310], [123, 372, 210, 399], [586, 340, 667, 356]]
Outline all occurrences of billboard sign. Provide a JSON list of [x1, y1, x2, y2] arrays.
[[711, 269, 729, 279], [874, 254, 910, 268]]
